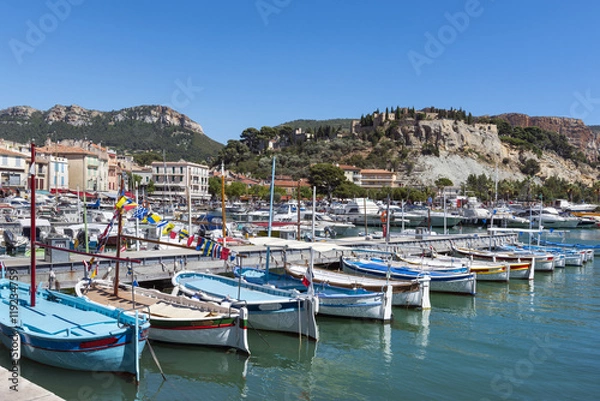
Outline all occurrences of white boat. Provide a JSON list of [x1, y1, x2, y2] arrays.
[[76, 279, 250, 354], [284, 263, 431, 309], [235, 266, 393, 322], [341, 257, 476, 295], [529, 207, 580, 229], [172, 271, 319, 340], [554, 199, 598, 212], [452, 245, 553, 273], [397, 254, 510, 282]]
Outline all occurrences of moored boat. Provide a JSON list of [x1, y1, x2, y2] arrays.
[[76, 279, 250, 354], [340, 257, 476, 295], [284, 263, 431, 309], [0, 278, 149, 374], [172, 271, 319, 340], [235, 266, 393, 322]]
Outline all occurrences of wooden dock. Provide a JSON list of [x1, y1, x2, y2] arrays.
[[0, 365, 64, 400]]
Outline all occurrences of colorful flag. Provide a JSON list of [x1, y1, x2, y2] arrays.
[[146, 213, 162, 224], [115, 196, 128, 209], [169, 230, 177, 239], [162, 222, 175, 235], [187, 235, 195, 247], [178, 228, 189, 241]]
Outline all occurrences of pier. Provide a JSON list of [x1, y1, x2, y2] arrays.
[[0, 366, 64, 401], [3, 232, 517, 289]]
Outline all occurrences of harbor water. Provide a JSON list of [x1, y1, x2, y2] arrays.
[[1, 228, 599, 400]]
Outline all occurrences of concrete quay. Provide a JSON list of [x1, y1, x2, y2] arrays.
[[0, 365, 64, 401], [1, 232, 517, 289]]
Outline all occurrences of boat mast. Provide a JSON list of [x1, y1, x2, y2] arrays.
[[113, 174, 125, 296], [267, 157, 276, 238], [30, 141, 36, 307], [221, 162, 227, 246]]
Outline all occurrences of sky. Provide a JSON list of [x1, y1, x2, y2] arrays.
[[1, 0, 599, 145]]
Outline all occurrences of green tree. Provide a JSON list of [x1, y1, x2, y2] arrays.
[[308, 163, 347, 200], [208, 176, 222, 199], [226, 182, 247, 200]]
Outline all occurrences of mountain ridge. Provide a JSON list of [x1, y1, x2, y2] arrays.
[[0, 104, 220, 163]]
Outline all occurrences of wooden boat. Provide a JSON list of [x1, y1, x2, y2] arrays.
[[284, 263, 431, 309], [234, 266, 393, 322], [397, 254, 510, 282], [172, 271, 319, 340], [340, 257, 476, 295], [452, 245, 552, 273], [0, 143, 149, 376], [76, 279, 250, 354], [0, 279, 150, 374]]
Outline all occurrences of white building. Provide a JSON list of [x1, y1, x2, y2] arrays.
[[150, 160, 210, 202]]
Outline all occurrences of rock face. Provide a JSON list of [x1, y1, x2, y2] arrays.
[[384, 118, 598, 186], [0, 104, 205, 135], [493, 113, 597, 159]]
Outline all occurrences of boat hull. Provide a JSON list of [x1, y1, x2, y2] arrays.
[[341, 258, 476, 295], [0, 280, 148, 374], [173, 272, 319, 340]]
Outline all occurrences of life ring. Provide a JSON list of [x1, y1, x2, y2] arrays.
[[380, 210, 388, 223]]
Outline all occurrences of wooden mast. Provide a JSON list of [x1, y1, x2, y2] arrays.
[[30, 141, 36, 307], [113, 174, 125, 296]]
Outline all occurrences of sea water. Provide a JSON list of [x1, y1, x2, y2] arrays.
[[1, 229, 599, 400]]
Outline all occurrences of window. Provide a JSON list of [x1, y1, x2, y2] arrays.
[[15, 158, 22, 167], [1, 156, 7, 166]]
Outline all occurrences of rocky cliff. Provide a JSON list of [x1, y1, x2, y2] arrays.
[[493, 113, 597, 159], [0, 104, 205, 135], [388, 119, 598, 186]]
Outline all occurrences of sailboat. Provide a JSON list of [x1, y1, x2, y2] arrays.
[[0, 142, 150, 375]]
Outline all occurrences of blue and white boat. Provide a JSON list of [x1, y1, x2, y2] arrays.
[[0, 142, 150, 376], [172, 271, 319, 340], [341, 257, 476, 295], [235, 266, 393, 322], [0, 278, 149, 374]]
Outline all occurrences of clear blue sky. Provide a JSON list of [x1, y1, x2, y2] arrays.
[[1, 0, 599, 145]]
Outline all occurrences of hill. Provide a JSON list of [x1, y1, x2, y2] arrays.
[[278, 118, 354, 132], [0, 104, 223, 164]]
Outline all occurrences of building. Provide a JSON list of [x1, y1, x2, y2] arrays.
[[0, 147, 28, 193], [337, 164, 362, 186], [150, 160, 210, 202], [359, 169, 397, 189]]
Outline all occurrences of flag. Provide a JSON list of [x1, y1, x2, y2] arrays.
[[91, 264, 98, 279], [123, 201, 138, 212], [187, 235, 195, 247], [120, 243, 127, 252], [302, 274, 312, 287], [133, 206, 148, 220], [162, 222, 175, 235], [220, 247, 230, 260], [169, 230, 177, 239], [146, 213, 162, 224], [115, 196, 128, 209], [196, 237, 205, 251], [178, 228, 189, 241], [29, 162, 36, 176]]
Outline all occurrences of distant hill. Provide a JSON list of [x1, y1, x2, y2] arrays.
[[0, 104, 223, 164], [278, 118, 355, 132]]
